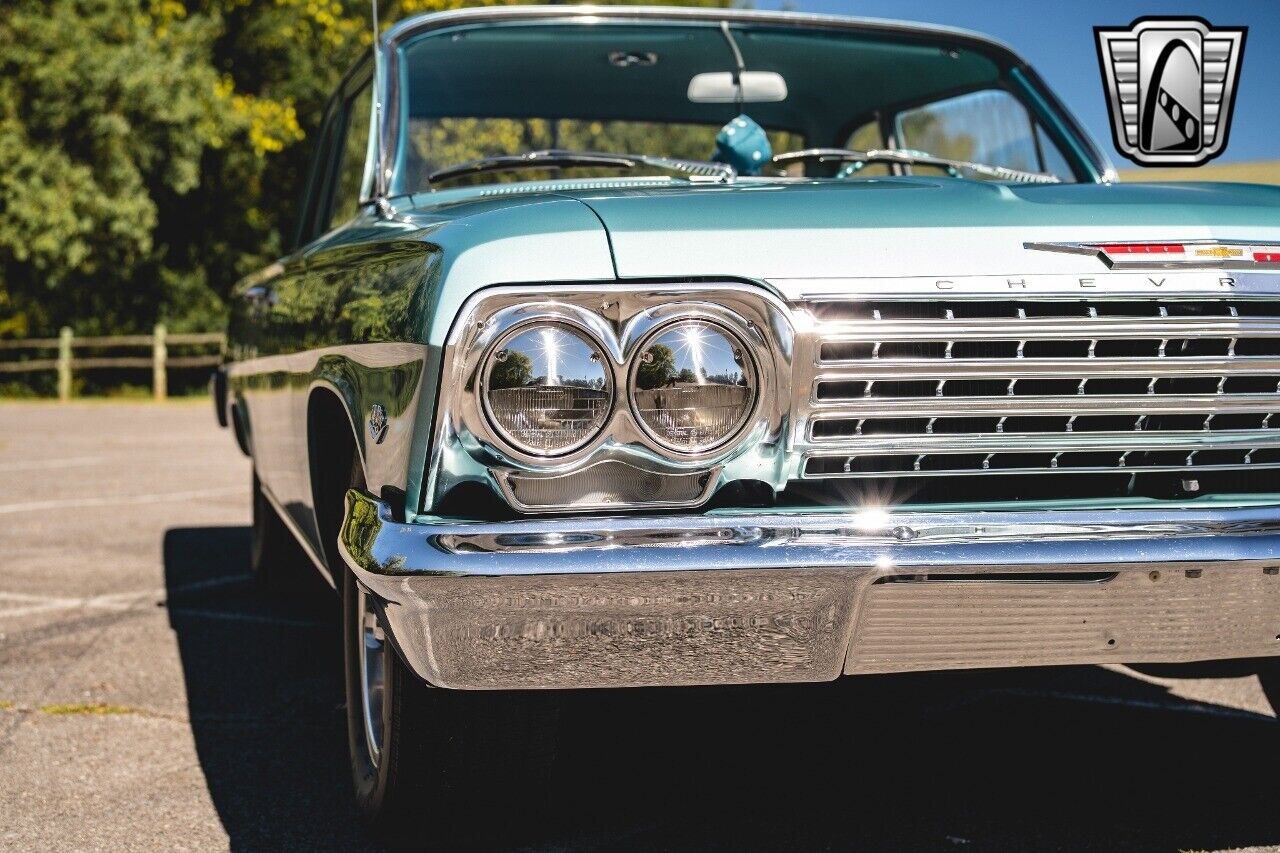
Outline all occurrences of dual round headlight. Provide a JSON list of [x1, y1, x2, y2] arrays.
[[481, 319, 757, 457], [482, 324, 613, 455], [631, 320, 756, 453]]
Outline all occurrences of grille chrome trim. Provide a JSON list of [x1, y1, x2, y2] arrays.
[[809, 393, 1280, 418], [813, 356, 1280, 378], [813, 315, 1280, 345], [805, 462, 1280, 479], [793, 291, 1280, 492], [428, 280, 1280, 511], [806, 428, 1280, 455]]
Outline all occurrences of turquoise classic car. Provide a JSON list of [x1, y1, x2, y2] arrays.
[[218, 5, 1280, 834]]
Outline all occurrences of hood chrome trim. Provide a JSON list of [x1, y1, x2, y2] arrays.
[[1025, 239, 1280, 270]]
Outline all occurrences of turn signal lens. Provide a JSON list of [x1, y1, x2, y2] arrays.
[[630, 320, 756, 453], [483, 324, 612, 455]]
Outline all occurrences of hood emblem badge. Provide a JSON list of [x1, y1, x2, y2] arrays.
[[1194, 246, 1243, 259], [1024, 240, 1280, 270]]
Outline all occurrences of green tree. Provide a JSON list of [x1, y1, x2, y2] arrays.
[[636, 344, 675, 390], [489, 350, 532, 389], [0, 0, 732, 355]]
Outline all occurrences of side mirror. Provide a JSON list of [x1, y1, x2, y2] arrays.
[[687, 71, 788, 104]]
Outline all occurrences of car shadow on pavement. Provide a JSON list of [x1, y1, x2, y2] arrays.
[[165, 525, 1280, 852], [163, 526, 377, 853]]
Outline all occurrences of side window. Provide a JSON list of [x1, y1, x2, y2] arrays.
[[1036, 123, 1074, 180], [327, 82, 374, 231], [895, 90, 1074, 181], [294, 98, 343, 249]]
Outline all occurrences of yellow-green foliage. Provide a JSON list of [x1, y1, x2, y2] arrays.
[[214, 76, 304, 156], [0, 0, 732, 348]]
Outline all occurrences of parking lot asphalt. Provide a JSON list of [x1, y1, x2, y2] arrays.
[[1, 400, 1277, 852]]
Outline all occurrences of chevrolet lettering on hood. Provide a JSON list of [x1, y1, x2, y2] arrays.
[[215, 7, 1280, 830]]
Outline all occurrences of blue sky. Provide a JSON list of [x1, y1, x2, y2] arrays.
[[755, 0, 1279, 165]]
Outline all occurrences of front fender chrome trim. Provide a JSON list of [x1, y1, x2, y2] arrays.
[[339, 491, 1280, 689]]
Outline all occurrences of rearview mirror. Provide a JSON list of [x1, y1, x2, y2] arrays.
[[687, 71, 788, 104]]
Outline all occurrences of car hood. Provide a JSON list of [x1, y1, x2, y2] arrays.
[[559, 178, 1280, 296]]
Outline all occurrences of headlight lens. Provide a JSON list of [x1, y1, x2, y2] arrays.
[[631, 320, 756, 453], [483, 324, 613, 455]]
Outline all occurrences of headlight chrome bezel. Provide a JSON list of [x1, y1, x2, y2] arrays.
[[427, 284, 793, 513]]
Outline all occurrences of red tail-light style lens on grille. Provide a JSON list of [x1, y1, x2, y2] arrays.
[[1097, 243, 1185, 255]]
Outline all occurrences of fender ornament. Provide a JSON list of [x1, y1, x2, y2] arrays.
[[368, 403, 389, 445]]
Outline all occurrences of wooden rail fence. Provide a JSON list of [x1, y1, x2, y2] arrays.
[[0, 325, 225, 400]]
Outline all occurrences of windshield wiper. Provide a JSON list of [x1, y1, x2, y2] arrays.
[[771, 147, 1061, 185], [426, 149, 736, 186]]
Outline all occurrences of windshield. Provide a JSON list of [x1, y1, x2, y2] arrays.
[[393, 20, 1083, 192]]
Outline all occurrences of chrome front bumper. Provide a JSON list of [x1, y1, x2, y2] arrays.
[[339, 491, 1280, 690]]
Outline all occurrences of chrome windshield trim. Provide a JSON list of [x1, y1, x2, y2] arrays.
[[383, 7, 1030, 66]]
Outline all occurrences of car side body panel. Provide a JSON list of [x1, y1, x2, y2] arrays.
[[227, 195, 615, 559]]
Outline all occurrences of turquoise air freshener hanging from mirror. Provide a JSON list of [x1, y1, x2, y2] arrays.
[[713, 115, 772, 176]]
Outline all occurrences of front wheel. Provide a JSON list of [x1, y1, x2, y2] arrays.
[[342, 569, 558, 844], [1260, 661, 1280, 716]]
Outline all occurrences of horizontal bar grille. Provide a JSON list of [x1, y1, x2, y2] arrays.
[[798, 296, 1280, 497], [809, 298, 1280, 322], [805, 451, 1280, 478], [813, 412, 1280, 439]]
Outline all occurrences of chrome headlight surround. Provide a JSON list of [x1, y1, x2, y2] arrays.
[[426, 284, 794, 513], [451, 300, 622, 470]]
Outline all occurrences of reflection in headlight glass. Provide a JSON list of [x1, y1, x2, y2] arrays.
[[485, 324, 612, 454], [632, 320, 755, 452]]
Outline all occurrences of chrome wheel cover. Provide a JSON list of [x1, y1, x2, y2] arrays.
[[356, 586, 387, 767]]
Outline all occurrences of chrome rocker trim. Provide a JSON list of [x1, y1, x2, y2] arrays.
[[339, 491, 1280, 690]]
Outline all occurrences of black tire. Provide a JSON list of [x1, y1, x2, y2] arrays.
[[342, 568, 558, 847], [250, 469, 312, 590], [1260, 661, 1280, 716]]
